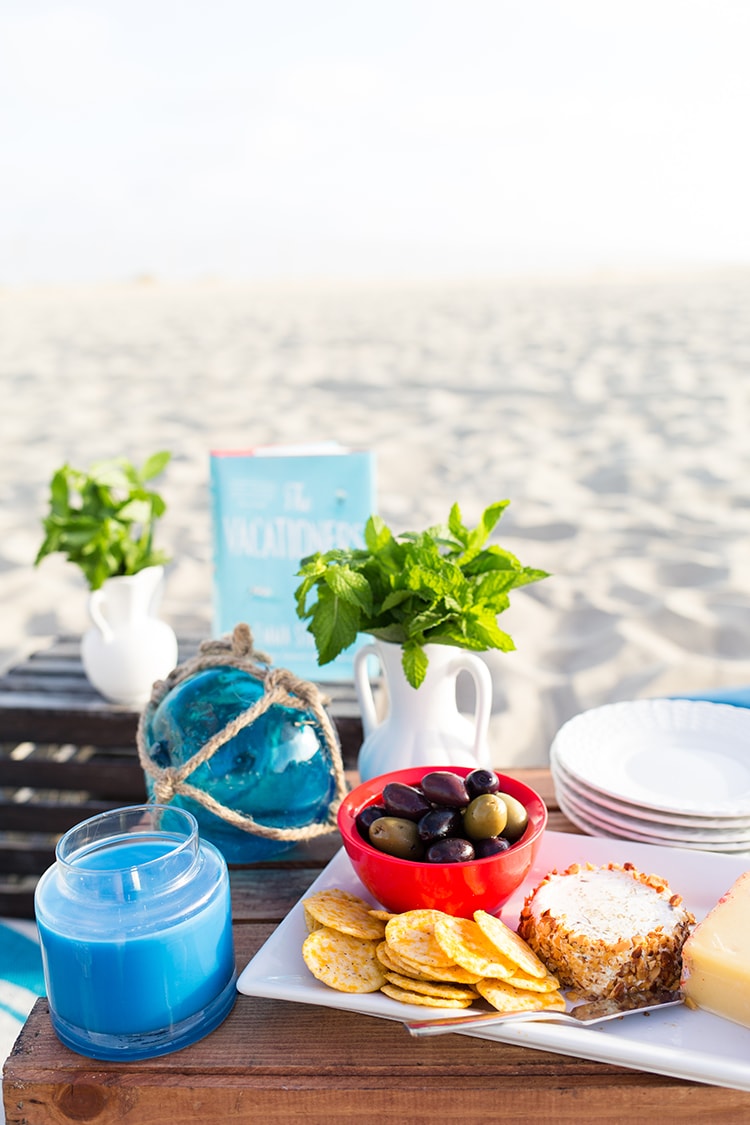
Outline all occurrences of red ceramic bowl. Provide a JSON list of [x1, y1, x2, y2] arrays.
[[337, 765, 547, 919]]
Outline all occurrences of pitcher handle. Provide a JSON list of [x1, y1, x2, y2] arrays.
[[446, 651, 492, 768], [353, 642, 380, 737], [87, 589, 113, 642]]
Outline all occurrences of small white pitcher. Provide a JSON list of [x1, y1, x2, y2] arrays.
[[353, 639, 493, 782], [81, 565, 178, 706]]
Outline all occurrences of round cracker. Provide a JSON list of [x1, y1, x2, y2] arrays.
[[385, 910, 455, 968], [376, 941, 428, 978], [381, 983, 474, 1008], [302, 926, 386, 993], [378, 941, 481, 983], [383, 971, 478, 1002], [473, 910, 547, 979], [433, 916, 516, 978], [303, 904, 323, 933], [476, 977, 567, 1012], [505, 969, 561, 993], [387, 947, 484, 984], [303, 888, 386, 940]]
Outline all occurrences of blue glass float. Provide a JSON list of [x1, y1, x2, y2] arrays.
[[139, 661, 341, 862]]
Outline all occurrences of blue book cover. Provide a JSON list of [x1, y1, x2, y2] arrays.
[[210, 443, 376, 681]]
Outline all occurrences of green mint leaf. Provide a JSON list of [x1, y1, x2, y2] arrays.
[[402, 640, 428, 689], [324, 565, 373, 614], [307, 586, 360, 664], [364, 513, 393, 553], [447, 503, 467, 544], [368, 623, 409, 645], [117, 499, 153, 525], [380, 588, 414, 614], [141, 451, 172, 481], [465, 610, 517, 651]]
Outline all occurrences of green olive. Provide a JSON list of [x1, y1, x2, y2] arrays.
[[462, 793, 508, 840], [497, 792, 529, 842], [369, 816, 425, 860]]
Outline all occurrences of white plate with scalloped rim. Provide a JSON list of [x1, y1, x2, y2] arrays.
[[551, 763, 750, 844], [551, 749, 750, 828], [553, 772, 750, 853], [550, 699, 750, 818], [237, 832, 750, 1092]]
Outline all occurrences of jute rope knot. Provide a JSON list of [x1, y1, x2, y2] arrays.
[[136, 624, 348, 841]]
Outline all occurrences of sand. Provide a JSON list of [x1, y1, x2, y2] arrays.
[[2, 269, 750, 767]]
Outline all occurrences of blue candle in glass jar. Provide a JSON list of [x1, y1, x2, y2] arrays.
[[34, 805, 236, 1060]]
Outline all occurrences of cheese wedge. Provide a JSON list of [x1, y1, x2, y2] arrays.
[[681, 870, 750, 1028]]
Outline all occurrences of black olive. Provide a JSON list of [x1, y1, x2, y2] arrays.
[[355, 804, 387, 840], [417, 806, 464, 843], [382, 781, 432, 821], [465, 768, 500, 800], [473, 836, 511, 858], [425, 837, 476, 863], [420, 770, 470, 808]]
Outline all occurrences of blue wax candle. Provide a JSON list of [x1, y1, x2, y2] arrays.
[[34, 806, 237, 1060]]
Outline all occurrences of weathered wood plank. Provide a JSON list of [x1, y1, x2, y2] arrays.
[[0, 754, 147, 796], [0, 637, 364, 758]]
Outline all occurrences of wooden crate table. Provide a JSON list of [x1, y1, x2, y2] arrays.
[[5, 769, 750, 1125], [0, 636, 365, 917]]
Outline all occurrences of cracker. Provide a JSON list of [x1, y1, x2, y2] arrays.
[[376, 942, 428, 978], [393, 949, 481, 985], [406, 959, 484, 985], [504, 969, 561, 993], [476, 977, 567, 1012], [473, 910, 547, 979], [303, 904, 323, 933], [376, 940, 482, 983], [302, 927, 386, 993], [433, 916, 516, 978], [385, 910, 455, 968], [303, 889, 386, 941], [383, 971, 478, 1002], [381, 983, 474, 1008]]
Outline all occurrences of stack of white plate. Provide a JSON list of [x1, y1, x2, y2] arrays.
[[550, 698, 750, 854]]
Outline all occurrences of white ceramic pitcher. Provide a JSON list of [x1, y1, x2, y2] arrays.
[[81, 565, 178, 706], [353, 639, 493, 782]]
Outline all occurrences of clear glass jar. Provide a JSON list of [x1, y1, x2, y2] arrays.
[[34, 804, 236, 1060]]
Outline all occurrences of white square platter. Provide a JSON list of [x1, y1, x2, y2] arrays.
[[237, 830, 750, 1092]]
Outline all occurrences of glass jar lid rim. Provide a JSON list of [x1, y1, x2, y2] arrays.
[[55, 803, 199, 872]]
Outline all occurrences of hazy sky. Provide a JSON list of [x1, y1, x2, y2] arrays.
[[2, 0, 749, 284]]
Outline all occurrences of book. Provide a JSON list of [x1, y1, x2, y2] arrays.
[[210, 443, 376, 681]]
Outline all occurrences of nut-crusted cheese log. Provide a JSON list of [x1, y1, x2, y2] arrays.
[[517, 862, 694, 1001]]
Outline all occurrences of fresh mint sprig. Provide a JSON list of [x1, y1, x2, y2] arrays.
[[35, 451, 172, 591], [295, 501, 549, 688]]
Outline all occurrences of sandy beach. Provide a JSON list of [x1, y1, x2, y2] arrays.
[[2, 269, 750, 767]]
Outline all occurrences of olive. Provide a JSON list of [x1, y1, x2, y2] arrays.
[[498, 792, 529, 842], [425, 837, 475, 863], [420, 770, 470, 808], [382, 782, 432, 822], [417, 806, 464, 843], [465, 768, 500, 800], [355, 804, 386, 840], [369, 816, 425, 860], [473, 836, 511, 858], [463, 793, 508, 840]]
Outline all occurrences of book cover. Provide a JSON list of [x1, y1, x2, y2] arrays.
[[210, 443, 376, 681]]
